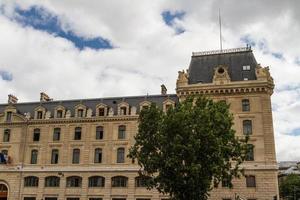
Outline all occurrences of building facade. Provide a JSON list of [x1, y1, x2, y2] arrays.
[[0, 47, 278, 200]]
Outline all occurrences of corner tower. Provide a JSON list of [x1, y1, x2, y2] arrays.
[[176, 47, 278, 199]]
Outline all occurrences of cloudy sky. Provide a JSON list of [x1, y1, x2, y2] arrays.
[[0, 0, 299, 161]]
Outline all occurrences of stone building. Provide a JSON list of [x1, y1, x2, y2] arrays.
[[0, 47, 278, 200]]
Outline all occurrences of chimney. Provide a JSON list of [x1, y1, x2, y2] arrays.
[[161, 84, 167, 95], [8, 94, 18, 104], [40, 92, 52, 102]]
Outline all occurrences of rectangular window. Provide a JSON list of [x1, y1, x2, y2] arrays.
[[51, 149, 59, 164], [78, 109, 84, 117], [66, 198, 80, 200], [120, 107, 127, 115], [74, 127, 82, 140], [96, 126, 104, 140], [246, 176, 256, 187], [24, 198, 36, 200], [89, 198, 103, 200], [242, 99, 250, 112], [30, 150, 38, 164], [242, 65, 251, 70], [56, 110, 63, 118], [246, 144, 254, 161], [33, 129, 40, 142], [3, 129, 10, 142], [45, 198, 58, 200], [72, 149, 80, 164], [117, 148, 125, 163], [99, 108, 105, 116], [53, 128, 61, 141], [6, 111, 12, 122], [37, 111, 43, 119]]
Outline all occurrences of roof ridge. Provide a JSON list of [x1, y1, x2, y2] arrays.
[[192, 47, 252, 57]]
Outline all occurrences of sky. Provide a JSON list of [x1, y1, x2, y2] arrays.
[[0, 0, 300, 161]]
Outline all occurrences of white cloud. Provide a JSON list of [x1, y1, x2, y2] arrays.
[[0, 0, 300, 161]]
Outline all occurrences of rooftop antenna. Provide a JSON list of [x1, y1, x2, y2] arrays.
[[219, 8, 223, 51]]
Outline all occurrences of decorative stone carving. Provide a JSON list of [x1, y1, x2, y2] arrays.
[[213, 65, 231, 85], [24, 112, 31, 120], [131, 106, 137, 115], [176, 70, 189, 87], [65, 110, 71, 119], [45, 111, 51, 119], [108, 107, 114, 116], [87, 108, 93, 118], [255, 64, 273, 82]]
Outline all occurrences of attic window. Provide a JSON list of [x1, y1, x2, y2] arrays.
[[243, 65, 251, 71]]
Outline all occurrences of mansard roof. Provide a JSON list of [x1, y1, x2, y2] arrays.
[[188, 47, 258, 84], [0, 94, 178, 117]]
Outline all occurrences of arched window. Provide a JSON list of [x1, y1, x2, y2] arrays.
[[88, 176, 105, 187], [66, 176, 82, 187], [74, 127, 82, 140], [117, 148, 125, 163], [243, 120, 252, 135], [56, 110, 63, 118], [24, 176, 39, 187], [135, 176, 150, 187], [96, 126, 104, 140], [33, 128, 40, 141], [72, 149, 80, 164], [53, 128, 61, 141], [111, 176, 128, 187], [45, 176, 60, 187], [94, 148, 102, 163], [246, 144, 254, 161], [30, 149, 38, 164], [242, 99, 250, 111], [118, 125, 126, 139], [3, 129, 10, 142]]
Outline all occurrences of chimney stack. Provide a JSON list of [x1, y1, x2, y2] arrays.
[[8, 94, 18, 104], [161, 84, 167, 95], [40, 92, 52, 102]]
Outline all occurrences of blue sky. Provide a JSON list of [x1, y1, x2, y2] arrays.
[[13, 6, 113, 50], [0, 0, 300, 161]]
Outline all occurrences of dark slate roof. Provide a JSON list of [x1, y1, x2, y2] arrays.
[[0, 94, 178, 117], [188, 47, 258, 84]]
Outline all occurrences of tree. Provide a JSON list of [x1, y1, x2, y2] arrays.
[[129, 96, 249, 200], [280, 174, 300, 200]]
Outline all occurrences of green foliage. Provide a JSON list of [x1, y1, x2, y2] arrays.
[[129, 96, 249, 200], [280, 174, 300, 200]]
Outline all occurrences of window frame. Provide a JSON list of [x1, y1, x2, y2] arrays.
[[66, 176, 82, 187], [3, 129, 10, 142], [117, 147, 125, 163], [45, 176, 60, 187], [118, 125, 126, 140], [94, 148, 102, 163], [242, 99, 250, 112], [88, 176, 105, 187], [74, 127, 82, 140], [30, 149, 38, 164], [243, 120, 252, 135], [246, 175, 256, 187], [53, 128, 61, 141], [72, 148, 80, 164], [96, 126, 104, 140], [51, 149, 59, 164], [111, 176, 128, 187], [24, 176, 39, 187], [33, 128, 40, 142]]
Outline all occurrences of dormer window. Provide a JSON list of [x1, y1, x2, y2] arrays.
[[243, 65, 251, 71], [37, 111, 43, 119], [6, 112, 12, 122], [165, 104, 172, 111], [163, 99, 175, 113], [78, 109, 84, 118], [99, 108, 105, 116], [120, 107, 127, 115], [57, 110, 63, 118]]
